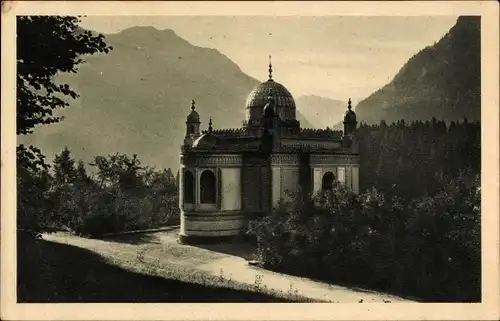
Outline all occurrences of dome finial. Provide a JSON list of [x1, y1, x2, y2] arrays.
[[348, 98, 352, 110], [268, 55, 273, 81], [191, 100, 196, 111], [208, 117, 213, 132]]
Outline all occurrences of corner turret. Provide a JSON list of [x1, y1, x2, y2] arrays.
[[343, 98, 358, 149], [185, 100, 201, 146], [343, 98, 357, 135]]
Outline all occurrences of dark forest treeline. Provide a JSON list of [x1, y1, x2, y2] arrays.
[[358, 118, 480, 199]]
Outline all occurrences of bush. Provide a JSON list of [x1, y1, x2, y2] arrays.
[[253, 179, 480, 302]]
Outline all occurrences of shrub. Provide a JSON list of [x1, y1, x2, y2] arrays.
[[253, 179, 480, 302]]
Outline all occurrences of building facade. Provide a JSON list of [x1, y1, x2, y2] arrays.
[[178, 61, 359, 243]]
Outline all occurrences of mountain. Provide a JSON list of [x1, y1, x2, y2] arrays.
[[296, 95, 346, 128], [20, 26, 313, 170], [354, 16, 480, 125]]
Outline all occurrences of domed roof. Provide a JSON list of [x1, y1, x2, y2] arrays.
[[192, 118, 218, 149], [245, 57, 296, 122], [187, 110, 200, 122], [246, 79, 296, 110], [343, 99, 357, 123], [192, 132, 219, 149], [186, 100, 200, 123]]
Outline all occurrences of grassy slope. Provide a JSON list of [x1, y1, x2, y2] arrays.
[[17, 233, 313, 302]]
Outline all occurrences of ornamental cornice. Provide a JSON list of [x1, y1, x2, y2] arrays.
[[310, 154, 360, 165], [270, 154, 300, 165], [182, 154, 243, 166]]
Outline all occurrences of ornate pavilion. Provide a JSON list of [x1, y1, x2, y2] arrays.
[[178, 58, 359, 243]]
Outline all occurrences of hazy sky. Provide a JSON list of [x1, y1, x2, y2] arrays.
[[80, 16, 458, 102]]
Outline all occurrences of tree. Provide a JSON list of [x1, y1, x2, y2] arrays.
[[75, 160, 91, 186], [92, 153, 145, 191], [17, 16, 112, 234], [51, 148, 81, 227], [17, 16, 112, 135], [53, 147, 77, 184], [17, 145, 53, 233]]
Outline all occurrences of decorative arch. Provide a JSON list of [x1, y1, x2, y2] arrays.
[[183, 170, 195, 203], [200, 170, 216, 204], [322, 171, 335, 191]]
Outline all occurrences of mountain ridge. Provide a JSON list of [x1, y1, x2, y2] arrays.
[[354, 16, 480, 125]]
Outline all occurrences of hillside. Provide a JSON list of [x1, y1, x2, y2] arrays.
[[20, 26, 313, 170], [296, 95, 346, 128], [354, 16, 480, 125]]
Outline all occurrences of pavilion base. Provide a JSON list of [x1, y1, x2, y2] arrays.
[[177, 233, 247, 245]]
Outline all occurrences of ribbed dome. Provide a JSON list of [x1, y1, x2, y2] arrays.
[[246, 80, 296, 109], [245, 80, 296, 121], [192, 132, 219, 149]]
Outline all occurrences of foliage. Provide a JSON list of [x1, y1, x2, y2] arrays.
[[66, 152, 179, 237], [253, 178, 481, 302], [17, 16, 112, 135], [17, 145, 54, 235], [18, 147, 179, 237]]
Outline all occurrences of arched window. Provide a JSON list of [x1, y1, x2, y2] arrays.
[[183, 170, 194, 203], [322, 171, 335, 191], [200, 170, 216, 204], [190, 125, 195, 134]]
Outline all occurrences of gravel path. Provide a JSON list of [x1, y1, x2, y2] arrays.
[[44, 229, 413, 303], [197, 256, 408, 303]]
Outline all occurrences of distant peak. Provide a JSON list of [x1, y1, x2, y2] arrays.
[[297, 94, 345, 104], [108, 26, 192, 47], [114, 26, 178, 37]]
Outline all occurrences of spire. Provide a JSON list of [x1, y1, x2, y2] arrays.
[[208, 117, 213, 132], [268, 55, 273, 81], [187, 99, 200, 123], [347, 98, 352, 110]]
